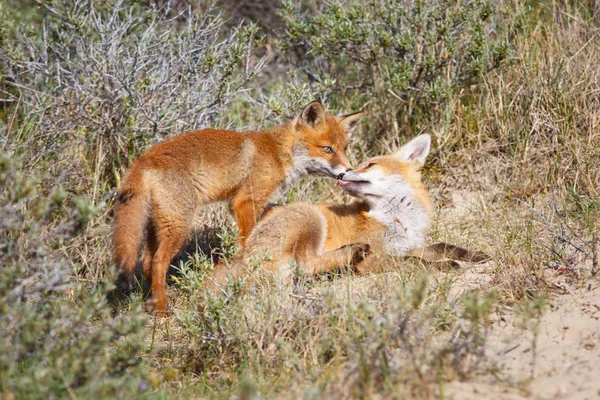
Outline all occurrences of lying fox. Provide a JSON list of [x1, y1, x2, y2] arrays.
[[208, 134, 487, 289], [113, 101, 363, 313]]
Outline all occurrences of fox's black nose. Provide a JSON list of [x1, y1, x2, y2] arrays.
[[337, 173, 345, 180]]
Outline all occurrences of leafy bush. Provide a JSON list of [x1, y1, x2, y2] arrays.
[[0, 0, 269, 282], [1, 0, 265, 189], [0, 155, 150, 399], [279, 0, 517, 146]]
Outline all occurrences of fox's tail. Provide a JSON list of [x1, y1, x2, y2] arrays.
[[409, 242, 490, 267], [113, 168, 151, 295]]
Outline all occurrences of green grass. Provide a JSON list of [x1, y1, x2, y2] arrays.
[[1, 0, 599, 398]]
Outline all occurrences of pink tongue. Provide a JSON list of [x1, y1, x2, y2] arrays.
[[337, 180, 349, 187]]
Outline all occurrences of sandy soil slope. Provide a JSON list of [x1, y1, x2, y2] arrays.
[[443, 284, 600, 400], [440, 189, 600, 400]]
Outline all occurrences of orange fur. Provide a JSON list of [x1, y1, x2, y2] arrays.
[[207, 139, 435, 291], [113, 101, 362, 314]]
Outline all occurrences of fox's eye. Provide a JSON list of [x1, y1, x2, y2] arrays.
[[322, 146, 334, 154], [365, 163, 376, 169]]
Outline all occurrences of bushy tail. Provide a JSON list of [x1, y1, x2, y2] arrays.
[[113, 169, 151, 295], [409, 242, 490, 268]]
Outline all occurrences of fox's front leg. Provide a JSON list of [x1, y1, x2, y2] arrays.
[[232, 195, 265, 247], [300, 243, 371, 275]]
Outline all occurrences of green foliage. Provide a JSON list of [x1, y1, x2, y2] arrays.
[[516, 294, 545, 329], [462, 291, 494, 329], [1, 0, 265, 189], [0, 156, 151, 399], [279, 0, 518, 146], [172, 269, 494, 397]]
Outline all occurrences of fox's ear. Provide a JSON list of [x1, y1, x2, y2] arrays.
[[299, 101, 326, 128], [336, 111, 364, 137], [395, 134, 431, 164]]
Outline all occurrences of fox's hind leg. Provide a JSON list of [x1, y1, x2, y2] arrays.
[[141, 224, 158, 284], [147, 222, 188, 316], [408, 243, 490, 268]]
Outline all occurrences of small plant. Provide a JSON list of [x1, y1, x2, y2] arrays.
[[170, 265, 498, 397], [0, 156, 149, 398], [515, 294, 545, 378]]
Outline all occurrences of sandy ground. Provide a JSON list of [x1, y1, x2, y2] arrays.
[[443, 282, 600, 400], [440, 189, 600, 400]]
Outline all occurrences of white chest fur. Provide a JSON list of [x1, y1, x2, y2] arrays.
[[283, 150, 311, 189], [369, 194, 431, 256]]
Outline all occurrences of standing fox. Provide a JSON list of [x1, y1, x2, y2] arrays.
[[114, 101, 363, 313], [208, 134, 487, 288]]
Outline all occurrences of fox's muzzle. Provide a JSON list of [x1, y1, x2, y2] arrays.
[[324, 153, 352, 178], [335, 153, 352, 171], [327, 165, 352, 179]]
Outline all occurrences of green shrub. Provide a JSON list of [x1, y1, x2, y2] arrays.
[[174, 264, 492, 397], [1, 0, 265, 189], [0, 156, 151, 399], [279, 0, 519, 147]]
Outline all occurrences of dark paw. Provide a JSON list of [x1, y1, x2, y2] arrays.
[[350, 243, 371, 264], [115, 273, 133, 297]]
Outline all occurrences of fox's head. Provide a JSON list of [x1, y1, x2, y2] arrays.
[[292, 101, 363, 178], [337, 134, 433, 213]]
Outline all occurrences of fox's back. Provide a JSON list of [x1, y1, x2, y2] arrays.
[[137, 128, 273, 174], [243, 201, 385, 264], [241, 203, 328, 274], [121, 128, 283, 205]]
